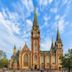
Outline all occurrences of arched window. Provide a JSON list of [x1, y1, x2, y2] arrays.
[[34, 55, 37, 62], [52, 55, 56, 64], [24, 54, 28, 66]]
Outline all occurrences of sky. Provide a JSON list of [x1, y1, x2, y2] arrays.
[[0, 0, 72, 59]]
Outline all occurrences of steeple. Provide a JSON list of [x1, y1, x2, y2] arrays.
[[55, 26, 63, 46], [14, 44, 16, 49], [51, 38, 56, 53], [32, 9, 40, 32], [56, 27, 61, 42], [33, 9, 38, 26], [51, 38, 55, 49], [13, 45, 16, 56]]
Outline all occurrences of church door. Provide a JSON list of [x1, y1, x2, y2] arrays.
[[34, 65, 37, 70]]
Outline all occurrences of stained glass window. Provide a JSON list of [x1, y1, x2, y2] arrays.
[[24, 54, 28, 66], [34, 55, 37, 62], [52, 55, 56, 64]]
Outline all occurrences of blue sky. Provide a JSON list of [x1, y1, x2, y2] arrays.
[[0, 0, 72, 59]]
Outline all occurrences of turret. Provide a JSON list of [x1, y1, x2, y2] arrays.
[[13, 45, 16, 56], [51, 38, 56, 53], [55, 27, 63, 48]]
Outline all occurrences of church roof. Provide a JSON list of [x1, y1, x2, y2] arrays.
[[20, 43, 30, 54], [40, 51, 50, 55]]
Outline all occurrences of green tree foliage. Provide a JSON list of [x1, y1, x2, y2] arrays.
[[0, 50, 8, 68], [0, 50, 6, 59], [61, 49, 72, 72], [0, 58, 8, 68]]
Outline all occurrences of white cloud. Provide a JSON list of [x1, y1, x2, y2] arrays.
[[57, 19, 65, 33], [11, 24, 20, 34], [12, 0, 34, 19], [62, 0, 72, 6], [39, 0, 53, 6], [41, 38, 51, 51], [26, 19, 33, 27], [0, 12, 4, 19], [48, 0, 53, 4], [55, 15, 60, 20], [40, 16, 50, 30], [54, 14, 68, 33], [0, 16, 20, 35], [21, 0, 34, 12], [0, 9, 25, 58], [0, 23, 24, 58], [50, 7, 58, 13], [44, 15, 50, 21]]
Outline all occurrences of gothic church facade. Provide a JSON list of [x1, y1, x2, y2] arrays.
[[9, 11, 63, 70]]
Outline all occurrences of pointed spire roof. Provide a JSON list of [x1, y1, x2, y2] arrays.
[[13, 44, 16, 56], [33, 8, 38, 26], [14, 44, 16, 49], [56, 26, 62, 43], [32, 8, 40, 32], [51, 38, 56, 53], [56, 27, 61, 40], [51, 38, 55, 49]]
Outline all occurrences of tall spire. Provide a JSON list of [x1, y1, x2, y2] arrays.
[[13, 44, 16, 56], [56, 26, 61, 42], [14, 44, 16, 49], [51, 37, 56, 53], [51, 37, 54, 48], [32, 8, 39, 32], [33, 8, 38, 26]]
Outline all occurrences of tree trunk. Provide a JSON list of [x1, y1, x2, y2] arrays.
[[68, 67, 70, 72]]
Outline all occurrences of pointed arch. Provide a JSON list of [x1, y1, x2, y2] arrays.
[[52, 55, 56, 64], [24, 54, 28, 66], [34, 55, 37, 62]]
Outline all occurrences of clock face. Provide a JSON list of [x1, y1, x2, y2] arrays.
[[33, 40, 38, 52]]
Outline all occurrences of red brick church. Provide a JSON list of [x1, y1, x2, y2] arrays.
[[9, 10, 63, 70]]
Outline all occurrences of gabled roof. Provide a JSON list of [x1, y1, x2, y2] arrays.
[[21, 43, 30, 54]]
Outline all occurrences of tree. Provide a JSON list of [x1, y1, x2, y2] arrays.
[[61, 49, 72, 72], [0, 58, 8, 68], [0, 50, 8, 68], [0, 50, 6, 59]]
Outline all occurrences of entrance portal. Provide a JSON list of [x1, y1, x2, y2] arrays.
[[34, 65, 37, 70]]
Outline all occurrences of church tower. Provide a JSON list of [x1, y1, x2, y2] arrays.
[[31, 9, 40, 69], [55, 27, 63, 70], [50, 38, 56, 70]]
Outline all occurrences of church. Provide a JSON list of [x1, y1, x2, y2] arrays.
[[9, 10, 63, 70]]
